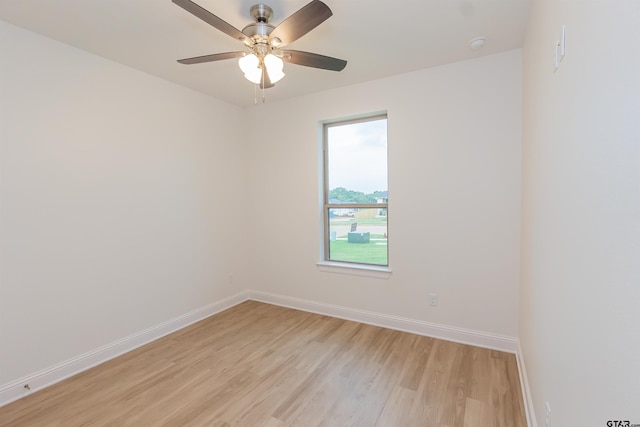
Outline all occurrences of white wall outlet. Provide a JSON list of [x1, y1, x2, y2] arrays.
[[545, 401, 551, 427], [428, 294, 438, 307], [227, 274, 234, 284]]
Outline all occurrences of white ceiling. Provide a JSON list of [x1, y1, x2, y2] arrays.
[[0, 0, 531, 108]]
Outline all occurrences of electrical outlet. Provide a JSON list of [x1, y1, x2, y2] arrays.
[[545, 401, 551, 427], [228, 274, 234, 284], [428, 294, 438, 307]]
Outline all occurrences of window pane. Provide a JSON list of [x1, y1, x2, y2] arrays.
[[327, 118, 387, 199], [323, 115, 388, 267], [328, 208, 388, 265]]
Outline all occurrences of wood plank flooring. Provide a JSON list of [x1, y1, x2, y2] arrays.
[[0, 301, 527, 426]]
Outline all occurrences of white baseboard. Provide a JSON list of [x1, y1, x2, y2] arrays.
[[516, 341, 537, 427], [0, 291, 250, 408], [247, 290, 519, 353], [1, 289, 523, 412]]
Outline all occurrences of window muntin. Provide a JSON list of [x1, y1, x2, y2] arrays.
[[323, 115, 388, 266]]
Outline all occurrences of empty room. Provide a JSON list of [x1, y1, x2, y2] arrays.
[[1, 0, 638, 426]]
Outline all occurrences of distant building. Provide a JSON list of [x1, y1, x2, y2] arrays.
[[329, 199, 355, 217], [376, 191, 388, 216], [375, 191, 388, 204]]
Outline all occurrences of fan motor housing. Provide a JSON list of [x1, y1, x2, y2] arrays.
[[242, 22, 274, 39]]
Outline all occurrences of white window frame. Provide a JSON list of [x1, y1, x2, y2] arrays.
[[317, 112, 391, 277]]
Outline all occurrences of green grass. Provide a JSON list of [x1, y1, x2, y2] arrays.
[[329, 234, 388, 265]]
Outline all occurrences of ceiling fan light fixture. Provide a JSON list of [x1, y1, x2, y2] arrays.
[[238, 53, 259, 74], [264, 53, 285, 83], [266, 67, 285, 83], [244, 67, 263, 84]]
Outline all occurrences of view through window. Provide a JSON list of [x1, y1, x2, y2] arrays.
[[323, 114, 388, 266]]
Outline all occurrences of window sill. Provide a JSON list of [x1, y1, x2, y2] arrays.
[[316, 261, 392, 279]]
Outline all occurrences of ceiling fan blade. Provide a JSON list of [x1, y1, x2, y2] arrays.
[[172, 0, 248, 44], [260, 68, 275, 89], [178, 51, 245, 65], [268, 0, 332, 47], [281, 50, 347, 71]]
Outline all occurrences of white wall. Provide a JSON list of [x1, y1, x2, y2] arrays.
[[0, 21, 248, 385], [1, 20, 524, 404], [245, 50, 522, 338], [521, 1, 640, 425]]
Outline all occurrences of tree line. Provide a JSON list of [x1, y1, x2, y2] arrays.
[[329, 187, 387, 204]]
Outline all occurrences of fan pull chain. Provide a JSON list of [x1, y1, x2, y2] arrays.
[[252, 83, 267, 104], [261, 66, 266, 103]]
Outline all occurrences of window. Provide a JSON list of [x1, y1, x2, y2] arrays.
[[322, 114, 388, 267]]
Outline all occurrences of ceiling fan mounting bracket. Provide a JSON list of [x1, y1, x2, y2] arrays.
[[249, 4, 273, 23]]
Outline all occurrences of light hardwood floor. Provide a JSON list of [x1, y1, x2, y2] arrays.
[[0, 301, 526, 426]]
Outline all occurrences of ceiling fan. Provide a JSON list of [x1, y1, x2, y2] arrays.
[[172, 0, 347, 90]]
